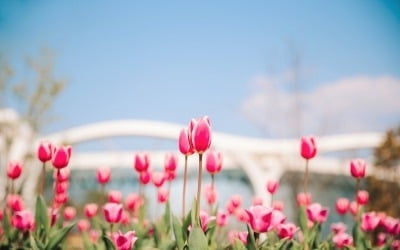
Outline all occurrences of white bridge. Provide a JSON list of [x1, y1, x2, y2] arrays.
[[0, 109, 389, 208]]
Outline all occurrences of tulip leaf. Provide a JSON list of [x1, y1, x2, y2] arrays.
[[35, 195, 50, 239], [246, 224, 257, 250], [45, 222, 75, 250], [298, 206, 308, 233], [182, 208, 192, 239], [163, 201, 171, 233], [188, 226, 208, 250], [2, 209, 11, 242], [101, 229, 116, 250], [233, 238, 247, 250], [191, 199, 198, 227], [172, 215, 185, 250]]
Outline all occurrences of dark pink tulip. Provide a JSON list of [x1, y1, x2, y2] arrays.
[[103, 203, 123, 224], [266, 179, 279, 194], [54, 181, 69, 194], [165, 170, 176, 181], [54, 168, 70, 182], [37, 141, 53, 163], [52, 145, 72, 169], [393, 240, 400, 250], [157, 187, 169, 203], [383, 216, 400, 235], [113, 231, 137, 250], [77, 219, 90, 232], [178, 128, 194, 156], [272, 200, 284, 211], [133, 153, 150, 173], [0, 210, 3, 221], [350, 159, 366, 179], [12, 210, 34, 231], [204, 184, 217, 205], [151, 172, 165, 187], [189, 116, 212, 153], [245, 205, 273, 233], [97, 167, 111, 185], [199, 211, 215, 232], [335, 198, 349, 215], [84, 203, 98, 218], [277, 223, 298, 240], [205, 151, 223, 174], [331, 222, 347, 235], [333, 233, 353, 248], [357, 190, 369, 205], [252, 196, 263, 206], [300, 136, 317, 160], [164, 153, 178, 172], [226, 202, 237, 215], [108, 190, 122, 204], [229, 231, 248, 245], [236, 209, 250, 223], [7, 161, 22, 180], [138, 170, 151, 185], [7, 194, 24, 212], [297, 192, 311, 206], [216, 210, 228, 227], [63, 206, 76, 221], [306, 203, 329, 224], [361, 212, 380, 232], [54, 192, 68, 205]]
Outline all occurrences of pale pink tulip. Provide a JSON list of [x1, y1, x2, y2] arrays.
[[266, 180, 279, 194], [245, 205, 273, 233], [333, 232, 353, 248], [97, 167, 111, 185], [84, 203, 98, 218], [205, 151, 223, 174], [335, 198, 349, 215], [361, 212, 380, 232], [306, 203, 329, 224], [103, 203, 123, 223]]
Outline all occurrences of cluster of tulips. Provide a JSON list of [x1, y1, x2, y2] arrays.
[[1, 116, 400, 249]]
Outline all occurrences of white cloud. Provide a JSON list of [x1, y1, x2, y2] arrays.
[[241, 75, 400, 137]]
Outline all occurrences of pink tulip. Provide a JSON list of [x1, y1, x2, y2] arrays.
[[357, 190, 369, 205], [125, 193, 142, 212], [333, 232, 353, 248], [120, 211, 130, 226], [7, 194, 24, 212], [0, 210, 3, 221], [383, 216, 400, 235], [84, 203, 98, 218], [245, 205, 273, 233], [54, 168, 70, 182], [236, 209, 250, 223], [97, 167, 111, 185], [199, 211, 215, 232], [229, 231, 248, 245], [230, 195, 242, 208], [205, 151, 223, 174], [349, 201, 359, 216], [139, 171, 151, 185], [300, 136, 317, 160], [37, 141, 53, 162], [252, 196, 263, 206], [266, 180, 279, 194], [272, 200, 284, 211], [164, 153, 178, 172], [89, 230, 99, 243], [103, 203, 123, 224], [331, 222, 347, 235], [297, 192, 311, 206], [350, 159, 366, 179], [165, 170, 176, 181], [151, 172, 166, 187], [12, 210, 34, 231], [52, 145, 72, 169], [113, 231, 137, 250], [178, 128, 194, 156], [189, 116, 212, 153], [54, 181, 69, 194], [216, 210, 228, 227], [361, 212, 380, 232], [54, 192, 68, 206], [63, 206, 76, 221], [204, 184, 217, 205], [269, 210, 286, 231], [393, 240, 400, 250], [376, 232, 386, 246], [77, 219, 90, 232], [306, 203, 329, 224], [108, 190, 122, 204], [277, 223, 298, 239], [157, 187, 169, 203], [7, 161, 22, 180], [133, 153, 150, 173], [335, 198, 349, 215]]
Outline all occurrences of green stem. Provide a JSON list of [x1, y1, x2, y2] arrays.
[[182, 155, 188, 220], [303, 159, 309, 195], [195, 153, 203, 223], [41, 162, 46, 195]]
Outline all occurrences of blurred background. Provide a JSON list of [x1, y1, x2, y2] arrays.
[[0, 0, 400, 237]]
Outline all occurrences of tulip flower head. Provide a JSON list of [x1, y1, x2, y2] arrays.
[[77, 219, 90, 232], [63, 206, 76, 221], [37, 141, 53, 162], [178, 128, 194, 156], [252, 196, 263, 206], [349, 201, 359, 217], [52, 145, 72, 169], [335, 198, 350, 215], [331, 222, 347, 235], [272, 200, 284, 211], [236, 209, 250, 223], [266, 179, 279, 195], [134, 153, 150, 173], [278, 223, 298, 240], [151, 172, 166, 187], [113, 231, 137, 250], [216, 210, 228, 227], [245, 205, 273, 233], [103, 203, 123, 224], [164, 153, 178, 172], [12, 210, 34, 232], [139, 170, 151, 185], [84, 203, 98, 218], [189, 116, 212, 153], [54, 168, 70, 182], [7, 161, 22, 180], [361, 212, 380, 232], [300, 136, 317, 160], [204, 184, 217, 205], [306, 203, 329, 224], [229, 231, 248, 245], [357, 190, 369, 205], [157, 187, 169, 203], [97, 167, 111, 185], [205, 151, 223, 174], [332, 233, 353, 248], [297, 192, 312, 206], [7, 194, 24, 212], [108, 190, 122, 204], [350, 159, 366, 179], [199, 211, 215, 232], [125, 193, 142, 212]]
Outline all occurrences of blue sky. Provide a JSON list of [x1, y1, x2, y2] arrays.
[[1, 0, 400, 139]]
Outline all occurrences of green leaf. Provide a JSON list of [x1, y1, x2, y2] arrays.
[[30, 235, 41, 250], [298, 206, 308, 233], [246, 224, 257, 250], [45, 222, 75, 250], [101, 230, 116, 250], [188, 227, 208, 250], [35, 195, 50, 239], [191, 199, 197, 227], [163, 201, 171, 233], [233, 238, 247, 250], [172, 216, 185, 250], [2, 209, 11, 241], [182, 208, 192, 240]]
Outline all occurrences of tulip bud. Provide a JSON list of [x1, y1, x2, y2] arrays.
[[178, 129, 194, 155], [335, 198, 350, 215], [77, 219, 90, 232], [357, 190, 369, 205], [133, 153, 150, 172], [103, 203, 123, 224], [108, 190, 122, 204], [157, 187, 169, 203], [266, 180, 279, 194], [96, 167, 111, 185], [37, 141, 53, 163], [300, 136, 317, 160], [151, 172, 166, 188], [205, 151, 223, 174], [189, 116, 212, 153], [84, 203, 98, 218], [138, 171, 151, 185], [52, 145, 72, 169], [7, 161, 22, 180], [63, 206, 76, 221], [350, 159, 366, 179], [164, 153, 178, 172]]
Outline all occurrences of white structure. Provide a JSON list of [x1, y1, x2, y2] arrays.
[[0, 109, 389, 208]]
